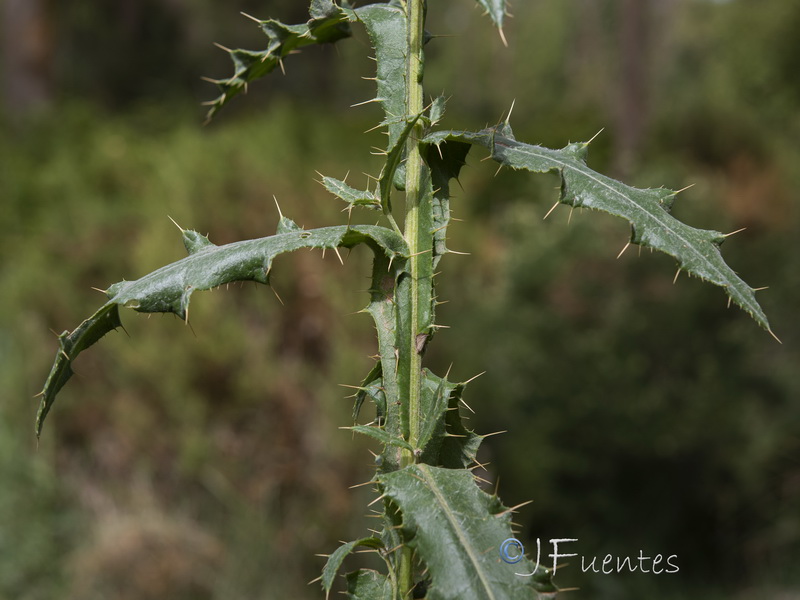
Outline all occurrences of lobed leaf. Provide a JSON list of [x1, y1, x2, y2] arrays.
[[321, 537, 384, 597], [36, 303, 122, 440], [352, 361, 384, 421], [416, 370, 482, 468], [427, 137, 470, 267], [322, 176, 381, 211], [203, 1, 351, 120], [347, 425, 415, 453], [348, 3, 408, 151], [36, 224, 407, 437], [364, 251, 404, 470], [379, 465, 556, 600], [425, 126, 771, 332]]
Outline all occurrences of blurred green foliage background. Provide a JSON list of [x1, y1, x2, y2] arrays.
[[1, 1, 798, 598]]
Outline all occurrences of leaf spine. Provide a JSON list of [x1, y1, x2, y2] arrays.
[[240, 11, 261, 23], [351, 97, 382, 108], [482, 430, 507, 438], [723, 227, 747, 238], [498, 27, 508, 48], [586, 128, 605, 145], [543, 200, 560, 220]]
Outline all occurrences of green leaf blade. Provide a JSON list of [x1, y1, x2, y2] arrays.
[[474, 0, 506, 30], [36, 225, 407, 437], [379, 114, 421, 214], [107, 225, 406, 319], [350, 3, 408, 150], [416, 370, 482, 468], [426, 127, 771, 332], [322, 176, 381, 211], [379, 465, 555, 600], [321, 537, 384, 596], [364, 251, 403, 469], [35, 303, 122, 437], [204, 4, 351, 120], [347, 425, 415, 453], [345, 569, 393, 600]]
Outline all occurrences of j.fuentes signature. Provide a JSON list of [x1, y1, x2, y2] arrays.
[[500, 537, 679, 575]]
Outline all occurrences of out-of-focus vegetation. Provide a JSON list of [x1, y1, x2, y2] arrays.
[[1, 0, 798, 598]]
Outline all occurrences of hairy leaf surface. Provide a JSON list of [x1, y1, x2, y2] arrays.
[[380, 465, 556, 600], [426, 126, 770, 331], [36, 225, 407, 437]]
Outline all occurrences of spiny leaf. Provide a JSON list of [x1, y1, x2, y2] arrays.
[[105, 225, 405, 318], [204, 2, 351, 120], [379, 114, 421, 214], [428, 95, 448, 128], [416, 370, 453, 458], [425, 126, 771, 332], [36, 225, 407, 437], [322, 176, 381, 211], [352, 361, 384, 421], [181, 229, 215, 254], [348, 3, 408, 151], [309, 0, 345, 22], [438, 376, 483, 468], [365, 251, 404, 470], [345, 569, 393, 600], [379, 465, 557, 600], [427, 137, 471, 267], [36, 303, 122, 437], [276, 214, 302, 234], [474, 0, 506, 31], [417, 369, 482, 468], [346, 425, 415, 453], [321, 537, 384, 597]]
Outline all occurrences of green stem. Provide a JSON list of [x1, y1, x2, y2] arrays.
[[398, 1, 426, 598], [403, 0, 425, 453]]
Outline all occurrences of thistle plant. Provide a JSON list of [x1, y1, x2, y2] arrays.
[[37, 1, 774, 598]]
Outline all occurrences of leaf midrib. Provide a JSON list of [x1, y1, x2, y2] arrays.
[[492, 136, 763, 321], [417, 465, 497, 600]]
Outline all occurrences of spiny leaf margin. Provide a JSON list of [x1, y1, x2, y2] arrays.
[[346, 2, 408, 151], [321, 537, 385, 598], [36, 224, 408, 437], [473, 0, 506, 30], [379, 464, 557, 600], [345, 569, 394, 600], [425, 126, 771, 332], [203, 0, 352, 121]]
